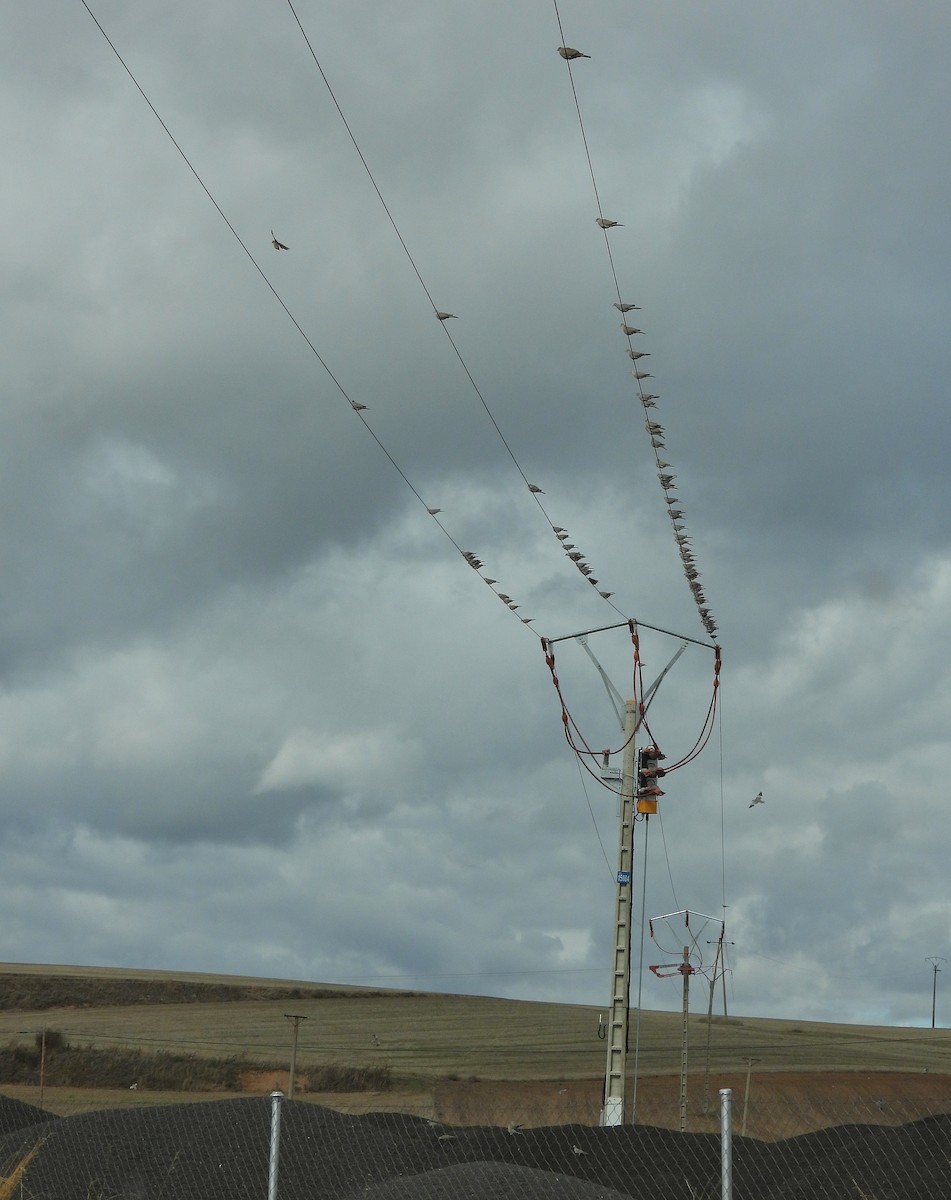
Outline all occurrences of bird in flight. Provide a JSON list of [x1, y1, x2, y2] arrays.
[[749, 792, 764, 808], [558, 46, 590, 60], [270, 230, 289, 250]]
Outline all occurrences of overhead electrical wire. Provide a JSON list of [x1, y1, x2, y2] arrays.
[[551, 0, 720, 644], [81, 0, 634, 637], [281, 0, 628, 621]]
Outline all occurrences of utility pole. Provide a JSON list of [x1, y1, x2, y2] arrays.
[[38, 1029, 46, 1109], [702, 928, 731, 1113], [600, 698, 638, 1127], [741, 1056, 759, 1136], [927, 958, 946, 1029], [677, 946, 693, 1132], [547, 626, 694, 1127], [284, 1013, 308, 1099]]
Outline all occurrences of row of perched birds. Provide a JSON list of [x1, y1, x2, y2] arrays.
[[559, 42, 719, 643], [270, 45, 718, 642]]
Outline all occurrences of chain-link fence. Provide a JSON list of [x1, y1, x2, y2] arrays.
[[1, 1086, 949, 1200]]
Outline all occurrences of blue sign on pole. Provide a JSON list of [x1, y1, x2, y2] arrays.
[[617, 870, 631, 885]]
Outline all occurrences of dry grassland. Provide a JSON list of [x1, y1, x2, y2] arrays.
[[1, 962, 950, 1123]]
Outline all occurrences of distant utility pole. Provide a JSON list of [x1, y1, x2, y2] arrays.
[[284, 1013, 308, 1099], [741, 1056, 759, 1136], [927, 958, 947, 1029]]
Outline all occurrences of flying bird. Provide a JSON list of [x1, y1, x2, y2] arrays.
[[557, 46, 590, 59], [596, 217, 622, 229], [270, 230, 289, 250], [528, 483, 545, 494], [507, 1122, 524, 1135], [435, 311, 457, 321], [749, 792, 764, 808]]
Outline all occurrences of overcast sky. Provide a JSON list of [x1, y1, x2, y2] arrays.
[[2, 0, 950, 1035]]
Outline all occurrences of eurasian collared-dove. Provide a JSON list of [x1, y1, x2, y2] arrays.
[[596, 217, 622, 229], [557, 46, 590, 60]]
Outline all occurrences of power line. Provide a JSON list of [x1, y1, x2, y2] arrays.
[[80, 0, 636, 638], [551, 1, 719, 642], [281, 0, 628, 620]]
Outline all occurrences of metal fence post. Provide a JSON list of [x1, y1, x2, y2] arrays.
[[719, 1087, 732, 1200], [268, 1090, 284, 1200]]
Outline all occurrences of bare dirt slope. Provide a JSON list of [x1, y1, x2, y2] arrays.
[[431, 1070, 951, 1138]]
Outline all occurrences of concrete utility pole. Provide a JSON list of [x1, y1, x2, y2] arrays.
[[284, 1013, 308, 1099], [927, 958, 946, 1029], [600, 698, 638, 1127], [677, 946, 694, 1132], [741, 1056, 759, 1136]]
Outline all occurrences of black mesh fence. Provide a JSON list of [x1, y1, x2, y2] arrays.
[[1, 1090, 949, 1200]]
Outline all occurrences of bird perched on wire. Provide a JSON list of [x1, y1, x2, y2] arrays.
[[435, 311, 457, 321], [528, 483, 545, 494], [749, 792, 764, 808], [270, 230, 289, 250], [615, 302, 641, 313], [596, 217, 622, 229], [557, 46, 590, 60], [350, 400, 367, 411], [620, 324, 644, 336]]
